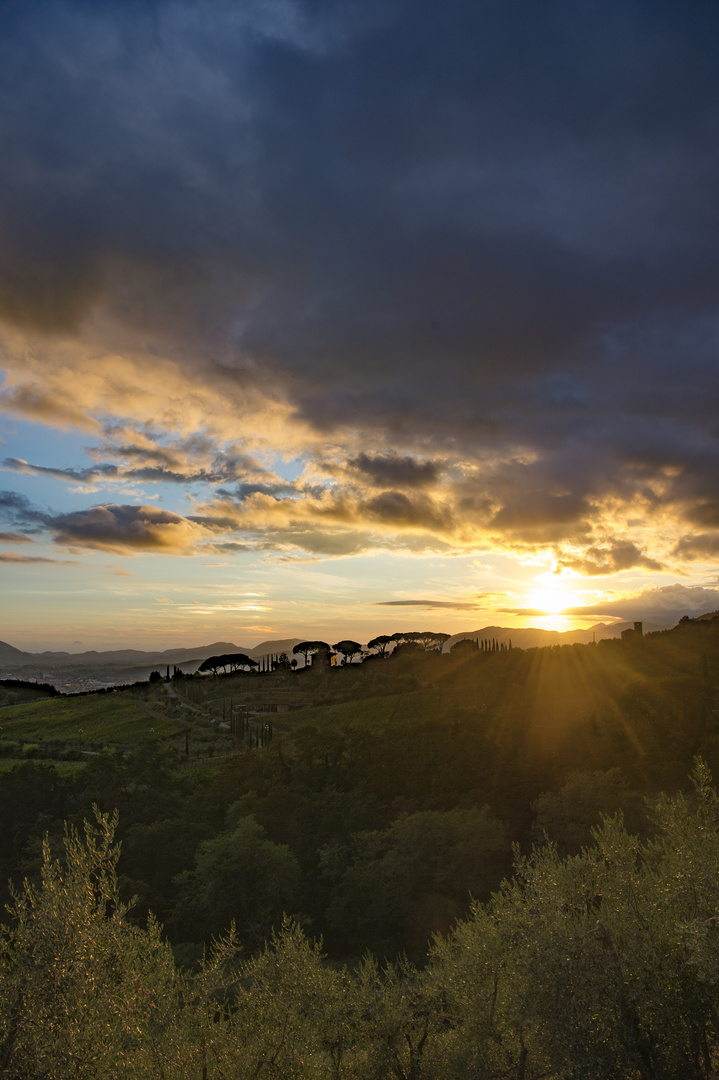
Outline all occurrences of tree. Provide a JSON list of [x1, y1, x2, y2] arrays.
[[321, 806, 506, 951], [0, 809, 445, 1079], [198, 652, 258, 675], [450, 637, 478, 655], [429, 760, 719, 1080], [415, 631, 451, 652], [197, 655, 221, 675], [531, 768, 646, 855], [171, 816, 302, 947], [388, 631, 426, 656], [332, 640, 363, 664], [0, 809, 180, 1079], [367, 634, 393, 657], [292, 641, 331, 668]]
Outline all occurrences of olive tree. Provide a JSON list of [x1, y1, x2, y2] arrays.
[[428, 760, 719, 1080]]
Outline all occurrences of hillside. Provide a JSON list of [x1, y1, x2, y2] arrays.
[[1, 615, 719, 962], [0, 640, 32, 662]]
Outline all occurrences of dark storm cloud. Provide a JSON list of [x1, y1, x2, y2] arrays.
[[364, 490, 450, 531], [2, 0, 719, 559], [348, 453, 440, 488]]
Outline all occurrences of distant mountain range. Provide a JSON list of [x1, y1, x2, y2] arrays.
[[0, 622, 670, 669], [0, 638, 304, 667]]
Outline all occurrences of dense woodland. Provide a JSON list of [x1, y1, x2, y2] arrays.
[[2, 619, 719, 1076]]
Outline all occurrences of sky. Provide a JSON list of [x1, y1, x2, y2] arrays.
[[2, 0, 719, 651]]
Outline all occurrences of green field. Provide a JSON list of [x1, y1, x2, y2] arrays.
[[283, 687, 445, 733], [0, 694, 183, 745]]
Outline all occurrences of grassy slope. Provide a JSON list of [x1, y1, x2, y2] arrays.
[[0, 694, 183, 744]]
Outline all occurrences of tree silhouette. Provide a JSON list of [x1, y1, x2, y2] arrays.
[[389, 631, 449, 653], [292, 641, 331, 668], [292, 642, 312, 667], [332, 640, 363, 664], [367, 635, 392, 657], [450, 637, 479, 654], [198, 653, 258, 675], [415, 631, 451, 651]]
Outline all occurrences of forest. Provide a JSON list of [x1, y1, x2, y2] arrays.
[[2, 618, 719, 1077]]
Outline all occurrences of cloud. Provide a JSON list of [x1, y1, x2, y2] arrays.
[[2, 439, 274, 490], [0, 383, 101, 431], [376, 599, 488, 610], [49, 504, 208, 555], [0, 531, 31, 543], [567, 584, 719, 623], [499, 607, 559, 617], [557, 541, 663, 576], [1, 1, 719, 571], [0, 490, 50, 528], [0, 552, 73, 564], [2, 489, 212, 555], [672, 533, 719, 560], [348, 453, 440, 489], [206, 541, 253, 554]]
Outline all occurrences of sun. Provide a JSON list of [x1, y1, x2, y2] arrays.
[[526, 572, 582, 614]]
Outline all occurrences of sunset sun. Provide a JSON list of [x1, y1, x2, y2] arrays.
[[526, 575, 582, 615]]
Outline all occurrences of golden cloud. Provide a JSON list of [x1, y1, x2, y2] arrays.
[[50, 504, 209, 555]]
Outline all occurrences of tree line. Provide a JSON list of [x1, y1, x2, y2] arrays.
[[194, 632, 509, 675]]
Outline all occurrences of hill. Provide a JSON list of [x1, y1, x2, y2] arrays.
[[444, 621, 665, 651], [248, 638, 302, 658], [2, 614, 719, 962], [0, 641, 32, 662], [0, 638, 302, 668]]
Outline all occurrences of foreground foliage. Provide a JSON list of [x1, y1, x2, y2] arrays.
[[3, 762, 719, 1078]]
